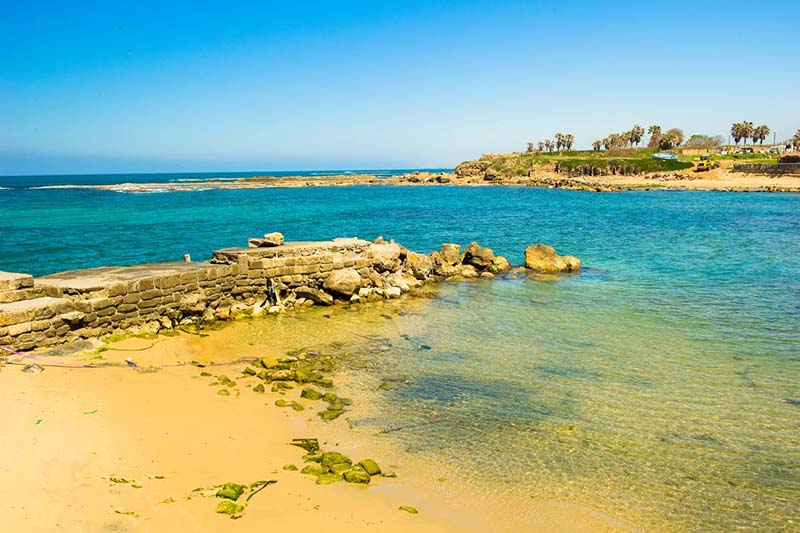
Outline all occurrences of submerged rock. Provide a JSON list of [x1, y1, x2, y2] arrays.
[[358, 459, 382, 476], [343, 466, 371, 484], [216, 499, 244, 516], [300, 387, 323, 400], [462, 242, 495, 270], [294, 286, 334, 306], [216, 482, 245, 501], [524, 244, 581, 273]]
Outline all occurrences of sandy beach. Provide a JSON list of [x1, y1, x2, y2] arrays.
[[0, 302, 629, 532]]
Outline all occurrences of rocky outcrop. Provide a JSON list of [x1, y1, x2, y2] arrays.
[[524, 244, 581, 273], [367, 242, 405, 273], [294, 286, 334, 306], [454, 160, 490, 180]]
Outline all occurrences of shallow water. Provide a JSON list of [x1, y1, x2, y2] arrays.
[[2, 182, 799, 530]]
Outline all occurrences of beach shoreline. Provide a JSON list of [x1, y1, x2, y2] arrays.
[[0, 303, 631, 532], [21, 167, 800, 193]]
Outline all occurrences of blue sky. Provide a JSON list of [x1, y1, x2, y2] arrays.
[[1, 0, 798, 175]]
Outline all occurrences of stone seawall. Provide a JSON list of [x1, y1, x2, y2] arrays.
[[0, 235, 579, 353], [0, 236, 520, 353]]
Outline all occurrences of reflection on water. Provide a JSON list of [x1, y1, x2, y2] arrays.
[[326, 278, 800, 532]]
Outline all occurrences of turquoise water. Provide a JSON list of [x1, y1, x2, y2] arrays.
[[1, 178, 799, 530]]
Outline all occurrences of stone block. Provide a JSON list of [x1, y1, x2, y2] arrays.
[[0, 272, 34, 292]]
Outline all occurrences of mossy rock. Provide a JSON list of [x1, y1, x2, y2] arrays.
[[282, 464, 298, 471], [300, 464, 327, 476], [216, 482, 245, 501], [358, 459, 381, 476], [260, 356, 280, 369], [253, 383, 265, 393], [271, 382, 294, 392], [294, 369, 310, 383], [378, 381, 397, 391], [329, 462, 352, 475], [340, 397, 353, 406], [343, 466, 371, 484], [199, 371, 212, 377], [217, 389, 230, 396], [303, 453, 322, 463], [300, 387, 323, 401], [381, 472, 398, 478], [275, 399, 304, 411], [242, 366, 257, 376], [322, 392, 338, 403], [318, 409, 344, 421], [313, 377, 334, 388], [320, 451, 352, 468], [315, 473, 342, 485], [216, 499, 244, 516], [257, 370, 270, 380], [399, 505, 418, 514], [327, 401, 345, 411]]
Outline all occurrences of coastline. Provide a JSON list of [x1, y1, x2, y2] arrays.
[[20, 167, 800, 193], [0, 302, 630, 532]]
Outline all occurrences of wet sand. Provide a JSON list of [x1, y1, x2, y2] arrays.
[[0, 303, 630, 532]]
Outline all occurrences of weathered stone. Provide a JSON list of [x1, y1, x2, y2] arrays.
[[315, 473, 342, 485], [405, 252, 433, 280], [460, 265, 478, 278], [368, 242, 404, 273], [0, 272, 34, 292], [385, 286, 402, 298], [488, 255, 512, 274], [301, 463, 327, 476], [321, 451, 352, 468], [294, 286, 333, 306], [262, 232, 285, 246], [323, 268, 361, 298], [216, 500, 243, 516], [462, 242, 495, 269], [301, 387, 323, 400], [439, 243, 462, 265], [216, 482, 245, 501], [524, 244, 581, 273]]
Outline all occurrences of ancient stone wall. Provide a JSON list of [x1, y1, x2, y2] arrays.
[[0, 235, 523, 353]]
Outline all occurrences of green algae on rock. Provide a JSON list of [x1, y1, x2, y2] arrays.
[[320, 451, 352, 468], [216, 482, 245, 501], [216, 499, 244, 516], [399, 505, 418, 514], [217, 389, 230, 396], [343, 466, 371, 484], [301, 464, 327, 476], [315, 473, 342, 485], [282, 464, 298, 471], [358, 459, 381, 476], [300, 387, 323, 400], [252, 383, 265, 393], [318, 408, 344, 421]]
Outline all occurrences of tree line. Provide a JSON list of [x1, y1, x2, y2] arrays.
[[526, 132, 574, 153]]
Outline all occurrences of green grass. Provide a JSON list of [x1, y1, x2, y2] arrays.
[[481, 149, 692, 176]]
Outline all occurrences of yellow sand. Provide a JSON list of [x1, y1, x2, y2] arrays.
[[0, 309, 631, 532]]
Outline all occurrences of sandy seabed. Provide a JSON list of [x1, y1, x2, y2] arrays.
[[1, 305, 629, 532]]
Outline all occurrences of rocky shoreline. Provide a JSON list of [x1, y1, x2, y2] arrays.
[[0, 234, 580, 354], [30, 165, 800, 193]]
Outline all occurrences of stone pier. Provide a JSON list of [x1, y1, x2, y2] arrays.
[[0, 235, 518, 353]]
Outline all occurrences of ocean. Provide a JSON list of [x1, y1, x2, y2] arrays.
[[1, 172, 798, 530]]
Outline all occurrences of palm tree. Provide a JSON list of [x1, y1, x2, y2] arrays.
[[742, 121, 754, 146], [647, 125, 662, 148], [794, 129, 800, 151], [545, 139, 555, 152], [592, 140, 602, 151], [629, 124, 645, 147], [731, 122, 743, 146], [538, 141, 545, 152], [563, 134, 574, 150], [554, 133, 564, 151], [753, 125, 770, 145], [527, 142, 535, 153]]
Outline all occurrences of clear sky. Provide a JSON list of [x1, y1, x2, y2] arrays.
[[1, 0, 798, 175]]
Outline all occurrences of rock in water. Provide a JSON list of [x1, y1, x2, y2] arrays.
[[524, 244, 581, 273], [488, 255, 512, 274], [323, 268, 362, 297], [462, 242, 496, 269], [405, 251, 433, 279], [439, 243, 461, 265], [294, 286, 333, 306], [358, 459, 382, 476]]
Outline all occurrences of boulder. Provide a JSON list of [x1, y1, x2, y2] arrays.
[[488, 255, 512, 274], [439, 243, 461, 266], [323, 268, 362, 297], [524, 244, 581, 273], [385, 287, 402, 298], [405, 251, 433, 280], [368, 242, 405, 272], [462, 242, 495, 270], [358, 459, 381, 476], [343, 466, 371, 484], [294, 286, 333, 306]]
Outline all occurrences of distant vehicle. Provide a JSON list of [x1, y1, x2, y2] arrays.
[[695, 155, 720, 172], [652, 153, 677, 160], [718, 150, 728, 155], [736, 148, 754, 154], [768, 147, 780, 154]]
